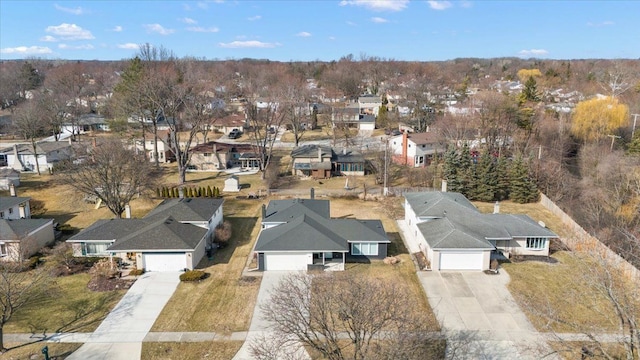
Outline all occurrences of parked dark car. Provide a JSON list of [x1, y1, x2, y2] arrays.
[[228, 129, 242, 139]]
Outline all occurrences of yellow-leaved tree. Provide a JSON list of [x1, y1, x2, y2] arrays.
[[517, 68, 542, 83], [571, 96, 629, 142]]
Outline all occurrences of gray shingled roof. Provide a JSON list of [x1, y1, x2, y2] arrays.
[[0, 197, 30, 211], [144, 198, 223, 222], [334, 149, 364, 163], [67, 219, 149, 241], [108, 216, 207, 251], [255, 214, 348, 252], [406, 191, 558, 249], [264, 198, 330, 223], [0, 218, 52, 240], [331, 219, 390, 243], [290, 144, 332, 159]]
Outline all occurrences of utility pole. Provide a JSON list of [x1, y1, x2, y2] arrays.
[[383, 142, 388, 196], [607, 134, 621, 152], [632, 113, 639, 139]]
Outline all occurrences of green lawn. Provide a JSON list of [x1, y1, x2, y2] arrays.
[[5, 273, 125, 334]]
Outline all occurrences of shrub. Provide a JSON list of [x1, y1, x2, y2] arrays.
[[89, 258, 119, 279], [180, 270, 207, 282], [214, 221, 232, 247], [129, 269, 145, 276]]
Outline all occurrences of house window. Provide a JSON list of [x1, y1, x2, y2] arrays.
[[204, 153, 212, 157], [8, 208, 13, 214], [0, 243, 6, 256], [0, 211, 3, 218], [526, 237, 546, 250], [352, 242, 379, 256], [82, 242, 110, 256]]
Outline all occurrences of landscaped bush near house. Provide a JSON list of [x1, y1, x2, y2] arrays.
[[128, 269, 144, 276], [214, 221, 232, 248], [180, 270, 207, 282], [89, 258, 119, 279]]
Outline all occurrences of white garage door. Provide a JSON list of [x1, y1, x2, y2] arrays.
[[439, 252, 484, 270], [264, 252, 310, 271], [143, 253, 187, 272]]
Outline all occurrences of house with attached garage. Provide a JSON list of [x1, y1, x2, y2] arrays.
[[0, 218, 55, 262], [67, 198, 224, 272], [404, 191, 557, 271], [290, 144, 366, 179], [253, 189, 390, 271], [0, 142, 73, 172]]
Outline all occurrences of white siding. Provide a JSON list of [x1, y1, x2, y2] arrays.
[[142, 253, 188, 272], [439, 251, 484, 270]]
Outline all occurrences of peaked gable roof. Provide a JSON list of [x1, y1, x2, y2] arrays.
[[108, 216, 207, 251], [144, 198, 223, 222], [290, 144, 332, 159], [0, 218, 52, 240], [1, 196, 30, 211], [263, 198, 330, 223], [406, 191, 558, 250], [255, 214, 347, 252]]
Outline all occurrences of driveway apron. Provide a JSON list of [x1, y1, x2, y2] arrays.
[[233, 271, 310, 360], [66, 272, 181, 360]]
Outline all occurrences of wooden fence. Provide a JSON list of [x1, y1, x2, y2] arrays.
[[539, 193, 640, 280]]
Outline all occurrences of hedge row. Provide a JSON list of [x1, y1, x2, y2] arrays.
[[156, 186, 221, 198]]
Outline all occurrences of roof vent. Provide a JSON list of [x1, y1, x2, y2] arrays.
[[538, 220, 546, 228]]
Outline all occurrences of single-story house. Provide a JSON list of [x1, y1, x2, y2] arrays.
[[254, 190, 390, 271], [61, 113, 110, 135], [290, 144, 365, 179], [67, 198, 224, 272], [389, 131, 446, 167], [0, 169, 20, 190], [189, 141, 258, 170], [0, 195, 31, 220], [331, 105, 376, 131], [206, 113, 246, 135], [0, 218, 55, 262], [0, 142, 73, 172], [404, 191, 558, 271]]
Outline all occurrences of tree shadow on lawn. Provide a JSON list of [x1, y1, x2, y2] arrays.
[[197, 216, 258, 267], [386, 232, 408, 257]]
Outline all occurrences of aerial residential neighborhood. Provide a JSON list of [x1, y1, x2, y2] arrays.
[[1, 1, 639, 360]]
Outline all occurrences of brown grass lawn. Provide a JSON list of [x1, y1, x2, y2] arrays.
[[0, 342, 81, 359], [5, 273, 126, 334], [548, 341, 629, 360], [141, 341, 243, 360], [279, 127, 333, 143], [150, 198, 263, 333]]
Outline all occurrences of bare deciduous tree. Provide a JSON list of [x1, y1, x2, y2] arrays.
[[251, 272, 441, 360], [61, 139, 156, 218], [0, 264, 52, 352], [12, 98, 46, 175]]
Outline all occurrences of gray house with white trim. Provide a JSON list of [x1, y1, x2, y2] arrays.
[[404, 192, 557, 271], [254, 192, 390, 271], [67, 198, 224, 272]]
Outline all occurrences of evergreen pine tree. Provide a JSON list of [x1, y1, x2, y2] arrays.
[[206, 185, 212, 197], [509, 157, 539, 203], [457, 143, 474, 196], [495, 156, 510, 201], [627, 132, 640, 155], [442, 147, 460, 192], [156, 188, 161, 198], [521, 76, 540, 102], [475, 150, 498, 201]]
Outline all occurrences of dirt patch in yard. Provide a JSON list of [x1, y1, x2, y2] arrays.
[[87, 276, 134, 292]]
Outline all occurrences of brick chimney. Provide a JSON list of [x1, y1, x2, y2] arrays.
[[401, 132, 408, 165], [261, 204, 266, 219], [310, 187, 315, 199], [317, 146, 322, 161]]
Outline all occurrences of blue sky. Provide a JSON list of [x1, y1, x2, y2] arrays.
[[1, 0, 638, 61]]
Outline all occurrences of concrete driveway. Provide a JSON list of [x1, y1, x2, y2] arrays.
[[420, 271, 554, 359], [233, 271, 309, 360], [66, 272, 181, 360]]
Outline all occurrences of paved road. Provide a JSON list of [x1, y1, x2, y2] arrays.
[[65, 272, 181, 360]]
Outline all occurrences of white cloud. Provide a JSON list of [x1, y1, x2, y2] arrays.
[[329, 36, 336, 40], [218, 40, 280, 48], [40, 35, 58, 42], [427, 1, 452, 10], [54, 3, 85, 15], [45, 23, 94, 40], [180, 17, 197, 24], [248, 15, 262, 21], [371, 17, 388, 23], [0, 46, 53, 55], [144, 24, 175, 35], [296, 31, 312, 37], [187, 26, 219, 33], [346, 21, 357, 26], [117, 43, 139, 50], [197, 1, 208, 9], [112, 25, 123, 32], [339, 0, 408, 11], [518, 49, 549, 57], [58, 43, 94, 50], [587, 21, 615, 27], [460, 1, 472, 8]]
